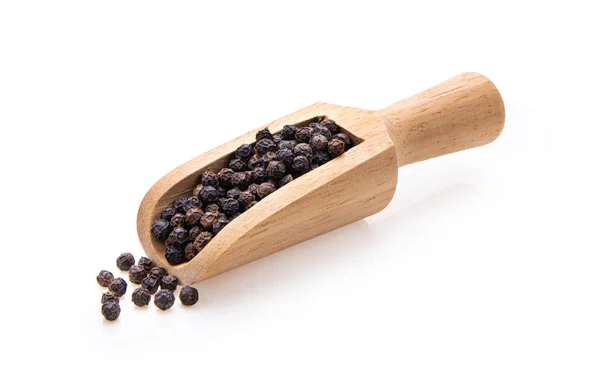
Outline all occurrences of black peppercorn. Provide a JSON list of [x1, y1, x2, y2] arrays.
[[281, 125, 297, 140], [217, 168, 235, 187], [273, 133, 283, 144], [219, 198, 239, 215], [229, 158, 247, 172], [231, 171, 251, 188], [154, 289, 175, 310], [267, 160, 286, 179], [276, 148, 294, 167], [278, 140, 296, 151], [255, 139, 277, 154], [252, 167, 268, 183], [184, 242, 201, 260], [247, 154, 262, 169], [101, 302, 120, 321], [225, 188, 239, 200], [309, 134, 329, 151], [261, 151, 277, 167], [200, 211, 218, 230], [279, 174, 294, 187], [235, 143, 254, 161], [108, 277, 127, 297], [96, 270, 114, 287], [293, 143, 313, 159], [295, 127, 314, 142], [216, 186, 227, 197], [188, 226, 202, 242], [257, 182, 276, 198], [201, 170, 219, 187], [149, 267, 167, 280], [328, 138, 345, 157], [248, 183, 259, 195], [212, 217, 229, 235], [313, 150, 331, 165], [101, 291, 119, 304], [183, 196, 202, 212], [160, 275, 178, 291], [131, 287, 151, 307], [185, 207, 204, 227], [169, 213, 186, 228], [312, 125, 332, 140], [128, 265, 147, 284], [141, 276, 160, 294], [138, 257, 154, 272], [321, 119, 339, 134], [292, 155, 310, 172], [173, 197, 188, 214], [238, 190, 255, 208], [116, 253, 135, 271], [256, 128, 273, 141], [332, 133, 351, 147], [193, 231, 213, 248], [204, 203, 220, 213], [165, 246, 185, 265], [179, 285, 199, 306], [166, 226, 188, 247], [160, 207, 177, 221]]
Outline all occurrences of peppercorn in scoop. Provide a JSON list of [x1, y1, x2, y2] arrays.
[[150, 119, 352, 265]]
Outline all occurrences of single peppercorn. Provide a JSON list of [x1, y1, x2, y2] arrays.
[[229, 158, 247, 172], [193, 231, 213, 248], [279, 174, 294, 187], [227, 187, 241, 199], [248, 183, 259, 195], [183, 196, 202, 212], [332, 132, 351, 147], [101, 302, 120, 321], [166, 227, 188, 247], [235, 143, 254, 161], [252, 166, 268, 183], [231, 171, 251, 188], [309, 134, 329, 151], [96, 270, 114, 287], [217, 168, 235, 187], [293, 143, 313, 159], [169, 213, 186, 228], [328, 138, 346, 157], [200, 185, 220, 203], [101, 291, 119, 304], [255, 139, 277, 155], [173, 197, 188, 213], [185, 207, 204, 227], [141, 276, 160, 294], [221, 198, 240, 215], [154, 289, 175, 310], [160, 207, 177, 221], [272, 133, 283, 143], [321, 119, 339, 134], [204, 203, 220, 213], [257, 181, 276, 199], [188, 226, 202, 242], [292, 155, 311, 172], [281, 125, 297, 140], [149, 267, 167, 280], [312, 125, 332, 140], [160, 275, 178, 291], [116, 253, 135, 271], [256, 128, 273, 141], [200, 170, 219, 187], [247, 154, 262, 169], [295, 127, 313, 142], [138, 257, 154, 272], [184, 242, 201, 260], [238, 190, 255, 208], [216, 185, 227, 197], [131, 287, 151, 307], [200, 211, 218, 230], [313, 150, 331, 165], [261, 152, 277, 167], [165, 246, 185, 265], [212, 217, 229, 235], [276, 148, 294, 167], [128, 265, 147, 284], [179, 285, 199, 306], [108, 277, 127, 297], [267, 160, 286, 179]]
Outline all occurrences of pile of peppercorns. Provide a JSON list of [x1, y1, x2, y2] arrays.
[[151, 118, 352, 265], [97, 253, 199, 321]]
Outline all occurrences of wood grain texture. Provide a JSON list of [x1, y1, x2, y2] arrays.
[[381, 72, 505, 167], [137, 72, 505, 284]]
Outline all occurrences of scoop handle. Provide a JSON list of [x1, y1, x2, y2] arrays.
[[380, 72, 505, 167]]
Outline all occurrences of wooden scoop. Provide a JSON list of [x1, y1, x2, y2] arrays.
[[137, 72, 505, 284]]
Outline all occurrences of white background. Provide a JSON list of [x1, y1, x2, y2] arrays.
[[1, 1, 598, 367]]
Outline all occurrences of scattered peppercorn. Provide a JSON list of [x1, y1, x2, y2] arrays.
[[179, 285, 199, 306], [116, 253, 135, 271], [149, 118, 353, 264], [131, 287, 151, 307], [154, 289, 175, 310], [101, 291, 120, 304], [101, 302, 120, 321], [108, 277, 128, 297], [160, 275, 178, 291], [149, 266, 167, 280], [96, 270, 114, 287], [128, 265, 147, 284], [141, 276, 160, 294], [138, 257, 154, 272]]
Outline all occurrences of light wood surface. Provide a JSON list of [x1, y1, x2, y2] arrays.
[[137, 72, 505, 284]]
